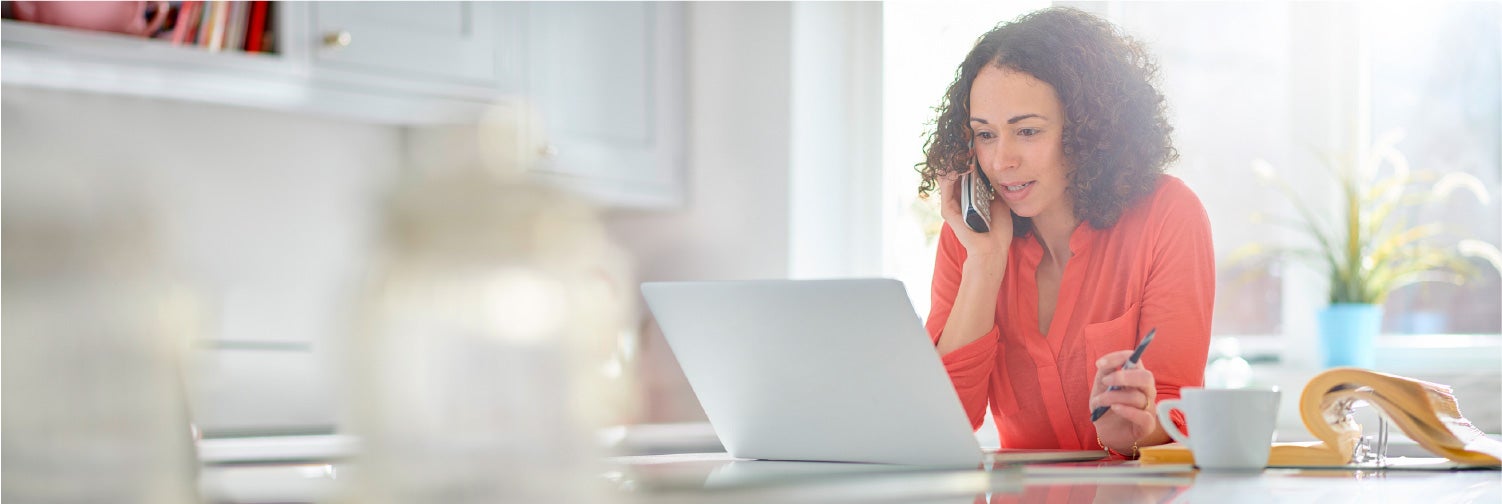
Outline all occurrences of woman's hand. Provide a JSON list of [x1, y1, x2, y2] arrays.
[[932, 171, 1013, 357], [1089, 350, 1161, 453], [938, 171, 1014, 258]]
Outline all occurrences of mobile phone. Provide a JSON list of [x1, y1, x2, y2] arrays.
[[960, 169, 994, 233]]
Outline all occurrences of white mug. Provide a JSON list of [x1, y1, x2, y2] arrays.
[[1156, 387, 1280, 471]]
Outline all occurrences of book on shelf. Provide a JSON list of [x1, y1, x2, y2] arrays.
[[244, 1, 268, 53], [1140, 367, 1502, 469], [228, 1, 248, 51], [164, 1, 270, 54], [193, 1, 211, 48], [169, 1, 198, 45], [197, 1, 212, 47], [207, 1, 226, 51], [222, 1, 240, 51]]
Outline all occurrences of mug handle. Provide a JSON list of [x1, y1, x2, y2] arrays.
[[1156, 399, 1191, 446], [142, 1, 171, 37]]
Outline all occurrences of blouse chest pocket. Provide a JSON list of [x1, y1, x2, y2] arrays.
[[1082, 302, 1142, 373]]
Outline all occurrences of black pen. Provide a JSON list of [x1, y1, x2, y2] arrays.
[[1090, 328, 1157, 422]]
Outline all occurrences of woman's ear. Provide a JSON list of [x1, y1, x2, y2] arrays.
[[968, 140, 977, 173]]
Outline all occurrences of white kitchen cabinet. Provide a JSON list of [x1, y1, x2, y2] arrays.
[[1, 1, 684, 202], [312, 2, 497, 84], [522, 2, 686, 208], [306, 1, 527, 101], [0, 2, 517, 124]]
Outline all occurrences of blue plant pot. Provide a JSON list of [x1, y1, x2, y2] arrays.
[[1317, 303, 1383, 368]]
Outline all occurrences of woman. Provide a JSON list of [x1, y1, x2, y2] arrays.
[[918, 7, 1213, 458]]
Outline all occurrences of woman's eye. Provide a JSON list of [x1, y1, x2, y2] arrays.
[[1018, 128, 1041, 137], [975, 131, 996, 140]]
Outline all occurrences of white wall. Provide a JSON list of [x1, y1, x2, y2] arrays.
[[603, 2, 796, 422], [605, 4, 792, 285], [601, 2, 885, 423], [2, 85, 402, 434], [788, 2, 883, 280]]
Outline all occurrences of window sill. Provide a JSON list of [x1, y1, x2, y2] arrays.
[[1231, 333, 1502, 374], [1370, 334, 1502, 374]]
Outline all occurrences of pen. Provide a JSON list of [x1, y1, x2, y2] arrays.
[[1090, 327, 1156, 422]]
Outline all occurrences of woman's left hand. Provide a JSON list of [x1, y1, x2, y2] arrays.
[[1089, 350, 1158, 451]]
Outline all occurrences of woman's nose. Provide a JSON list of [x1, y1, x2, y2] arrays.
[[983, 140, 1019, 172]]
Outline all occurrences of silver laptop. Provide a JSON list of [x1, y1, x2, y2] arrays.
[[640, 278, 984, 466]]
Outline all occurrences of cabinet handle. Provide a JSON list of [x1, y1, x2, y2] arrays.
[[323, 31, 352, 49]]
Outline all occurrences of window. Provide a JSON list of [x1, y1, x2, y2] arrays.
[[1105, 2, 1294, 337], [1365, 2, 1501, 335]]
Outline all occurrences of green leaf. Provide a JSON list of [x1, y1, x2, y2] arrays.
[[1363, 192, 1432, 244], [1248, 136, 1494, 305], [1366, 223, 1443, 273], [1364, 247, 1468, 303]]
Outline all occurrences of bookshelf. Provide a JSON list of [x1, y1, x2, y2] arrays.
[[1, 2, 517, 125]]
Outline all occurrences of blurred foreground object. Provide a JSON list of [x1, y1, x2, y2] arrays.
[[338, 101, 632, 503], [2, 170, 200, 502], [1203, 337, 1252, 389]]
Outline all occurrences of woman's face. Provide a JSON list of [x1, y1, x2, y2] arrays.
[[967, 65, 1072, 222]]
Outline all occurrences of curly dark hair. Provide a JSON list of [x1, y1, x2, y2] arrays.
[[917, 7, 1177, 236]]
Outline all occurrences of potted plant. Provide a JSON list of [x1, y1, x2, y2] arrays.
[[1238, 131, 1489, 368]]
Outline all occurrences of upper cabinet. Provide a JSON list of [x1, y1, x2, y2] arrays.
[[313, 2, 497, 83], [522, 2, 685, 208], [1, 2, 513, 123], [1, 1, 685, 208], [309, 1, 523, 96]]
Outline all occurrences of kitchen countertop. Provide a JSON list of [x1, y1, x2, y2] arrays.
[[201, 449, 1501, 503], [606, 452, 1500, 504]]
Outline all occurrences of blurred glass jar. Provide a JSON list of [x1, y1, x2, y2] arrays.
[[339, 103, 633, 503], [2, 181, 199, 503], [1204, 337, 1254, 389]]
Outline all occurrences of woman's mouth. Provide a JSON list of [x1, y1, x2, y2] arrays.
[[997, 180, 1035, 202]]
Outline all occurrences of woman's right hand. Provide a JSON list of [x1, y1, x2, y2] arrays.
[[939, 171, 1014, 258], [933, 170, 1013, 357]]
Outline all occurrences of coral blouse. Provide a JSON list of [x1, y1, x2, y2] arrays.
[[926, 175, 1214, 449]]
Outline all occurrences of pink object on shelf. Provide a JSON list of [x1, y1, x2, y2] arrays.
[[12, 1, 171, 38]]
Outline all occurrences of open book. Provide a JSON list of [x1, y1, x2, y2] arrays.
[[1140, 368, 1502, 468]]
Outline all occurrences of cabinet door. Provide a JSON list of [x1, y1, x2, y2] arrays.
[[524, 2, 684, 208], [313, 1, 497, 85]]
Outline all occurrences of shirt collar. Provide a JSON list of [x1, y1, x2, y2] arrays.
[[1019, 219, 1096, 264]]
